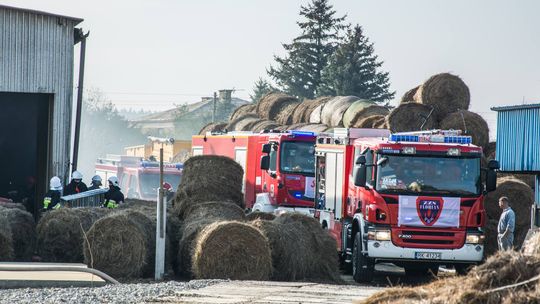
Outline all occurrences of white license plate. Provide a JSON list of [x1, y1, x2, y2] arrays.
[[415, 252, 441, 260]]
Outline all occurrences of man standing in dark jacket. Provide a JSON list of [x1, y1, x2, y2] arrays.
[[103, 176, 124, 208], [43, 176, 62, 211], [64, 171, 88, 195]]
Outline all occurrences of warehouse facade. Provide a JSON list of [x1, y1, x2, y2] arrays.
[[0, 5, 82, 214]]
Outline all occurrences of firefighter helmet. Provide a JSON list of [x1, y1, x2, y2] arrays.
[[108, 176, 119, 187], [71, 171, 83, 180], [92, 175, 102, 182], [163, 182, 172, 191], [50, 176, 62, 190]]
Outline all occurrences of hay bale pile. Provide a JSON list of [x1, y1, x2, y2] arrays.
[[386, 103, 438, 132], [440, 110, 489, 149], [251, 213, 341, 283], [37, 208, 110, 263], [256, 93, 299, 121], [342, 100, 389, 128], [226, 113, 260, 131], [229, 104, 256, 121], [320, 96, 359, 127], [360, 250, 540, 304], [0, 207, 35, 261], [400, 85, 419, 103], [84, 209, 156, 278], [291, 97, 331, 124], [0, 213, 14, 261], [413, 73, 470, 120], [198, 122, 227, 135]]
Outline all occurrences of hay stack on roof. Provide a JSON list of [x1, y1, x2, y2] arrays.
[[256, 93, 298, 121], [413, 73, 470, 120], [386, 103, 438, 132], [440, 110, 489, 149]]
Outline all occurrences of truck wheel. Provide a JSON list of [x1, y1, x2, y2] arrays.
[[405, 265, 439, 277], [352, 232, 374, 283]]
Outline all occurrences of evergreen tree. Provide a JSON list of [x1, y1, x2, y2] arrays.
[[250, 78, 277, 103], [268, 0, 346, 99], [319, 25, 395, 103]]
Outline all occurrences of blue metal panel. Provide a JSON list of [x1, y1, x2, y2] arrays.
[[494, 106, 540, 172]]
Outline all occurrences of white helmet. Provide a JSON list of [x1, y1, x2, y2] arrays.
[[71, 171, 83, 180], [50, 176, 62, 190], [108, 176, 119, 187], [92, 175, 102, 182]]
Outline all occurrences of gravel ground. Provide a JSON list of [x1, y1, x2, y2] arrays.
[[0, 280, 224, 304]]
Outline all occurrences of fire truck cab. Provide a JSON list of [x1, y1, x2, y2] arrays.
[[95, 155, 183, 201], [315, 128, 499, 282], [192, 130, 317, 214]]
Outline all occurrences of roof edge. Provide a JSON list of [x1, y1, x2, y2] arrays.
[[0, 5, 84, 24], [491, 103, 540, 112]]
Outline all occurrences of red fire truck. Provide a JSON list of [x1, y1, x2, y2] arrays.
[[314, 128, 499, 282], [95, 155, 183, 201], [192, 130, 317, 213]]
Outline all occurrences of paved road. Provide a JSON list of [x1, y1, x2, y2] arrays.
[[149, 280, 383, 304]]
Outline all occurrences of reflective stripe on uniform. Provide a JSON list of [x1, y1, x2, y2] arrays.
[[106, 200, 118, 209], [43, 197, 51, 209]]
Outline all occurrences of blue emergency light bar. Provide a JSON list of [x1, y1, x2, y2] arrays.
[[289, 130, 315, 137], [389, 134, 472, 144], [141, 161, 183, 170]]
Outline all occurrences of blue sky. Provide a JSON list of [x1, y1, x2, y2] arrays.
[[3, 0, 540, 135]]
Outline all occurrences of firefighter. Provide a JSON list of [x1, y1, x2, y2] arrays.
[[103, 176, 124, 209], [162, 182, 175, 203], [42, 176, 62, 211], [88, 175, 102, 190], [64, 171, 88, 195]]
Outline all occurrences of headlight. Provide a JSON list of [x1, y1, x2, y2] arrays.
[[368, 229, 392, 241], [466, 234, 484, 244]]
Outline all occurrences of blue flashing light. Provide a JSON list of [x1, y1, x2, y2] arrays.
[[444, 136, 472, 144], [389, 134, 419, 142], [390, 133, 472, 144], [293, 192, 303, 199], [289, 130, 315, 137]]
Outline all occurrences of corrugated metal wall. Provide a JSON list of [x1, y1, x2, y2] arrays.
[[0, 7, 80, 180], [495, 107, 540, 172]]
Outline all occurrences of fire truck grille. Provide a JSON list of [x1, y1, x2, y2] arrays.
[[402, 239, 454, 245], [392, 228, 465, 249], [401, 230, 454, 237]]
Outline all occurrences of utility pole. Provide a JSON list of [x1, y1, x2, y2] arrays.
[[72, 29, 90, 171], [212, 91, 217, 122]]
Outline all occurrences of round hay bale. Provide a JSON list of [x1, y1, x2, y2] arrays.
[[372, 116, 388, 129], [484, 177, 533, 227], [296, 123, 331, 133], [286, 123, 310, 131], [483, 219, 499, 257], [342, 100, 389, 128], [192, 221, 272, 280], [484, 141, 496, 159], [246, 211, 276, 221], [321, 96, 359, 127], [0, 201, 26, 211], [84, 210, 155, 278], [400, 86, 420, 103], [252, 213, 341, 283], [250, 120, 281, 132], [309, 103, 326, 124], [37, 208, 110, 263], [175, 201, 246, 277], [275, 102, 301, 125], [226, 113, 259, 131], [413, 73, 470, 120], [522, 229, 540, 256], [0, 207, 35, 261], [230, 104, 256, 121], [498, 173, 535, 189], [173, 155, 245, 212], [291, 97, 331, 124], [351, 114, 386, 128], [198, 122, 227, 135], [440, 110, 489, 149], [0, 214, 14, 261], [386, 103, 438, 132], [256, 93, 298, 121]]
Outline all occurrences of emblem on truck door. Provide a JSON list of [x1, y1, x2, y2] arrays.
[[416, 197, 443, 226]]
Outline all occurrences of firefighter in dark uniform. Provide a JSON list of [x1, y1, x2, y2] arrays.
[[42, 176, 62, 211], [64, 171, 88, 195], [103, 176, 124, 208], [88, 175, 103, 190]]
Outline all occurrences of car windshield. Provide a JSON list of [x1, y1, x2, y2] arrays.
[[279, 141, 315, 176], [140, 173, 181, 197], [375, 155, 481, 196]]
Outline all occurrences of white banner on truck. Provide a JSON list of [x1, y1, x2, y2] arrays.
[[398, 195, 460, 228], [304, 176, 315, 198]]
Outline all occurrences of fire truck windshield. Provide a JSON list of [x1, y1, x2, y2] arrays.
[[375, 155, 481, 196], [280, 141, 315, 176], [140, 173, 181, 197]]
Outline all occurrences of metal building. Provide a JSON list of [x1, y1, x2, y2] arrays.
[[492, 103, 540, 224], [0, 5, 82, 214]]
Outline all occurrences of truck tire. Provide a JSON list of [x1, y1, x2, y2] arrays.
[[352, 231, 374, 283], [404, 265, 439, 277]]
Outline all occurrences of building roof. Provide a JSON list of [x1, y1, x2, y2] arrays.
[[491, 103, 540, 112], [0, 5, 84, 24]]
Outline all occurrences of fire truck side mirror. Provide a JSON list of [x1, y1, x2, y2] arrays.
[[355, 155, 367, 165], [262, 144, 271, 154], [260, 155, 270, 170], [354, 165, 367, 188], [488, 160, 500, 170], [486, 169, 497, 192]]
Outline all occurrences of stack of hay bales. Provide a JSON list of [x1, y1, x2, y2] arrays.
[[0, 207, 36, 261], [359, 249, 540, 304], [256, 93, 299, 122], [229, 104, 257, 121], [386, 103, 438, 132], [198, 122, 227, 135], [37, 208, 109, 263], [250, 213, 341, 283], [226, 113, 260, 131], [172, 155, 272, 280], [291, 97, 331, 124], [342, 100, 389, 128], [320, 96, 359, 127], [440, 110, 489, 149]]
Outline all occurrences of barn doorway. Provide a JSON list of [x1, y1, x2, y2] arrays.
[[0, 92, 51, 217]]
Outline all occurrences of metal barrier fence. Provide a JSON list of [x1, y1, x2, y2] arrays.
[[60, 188, 108, 208]]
